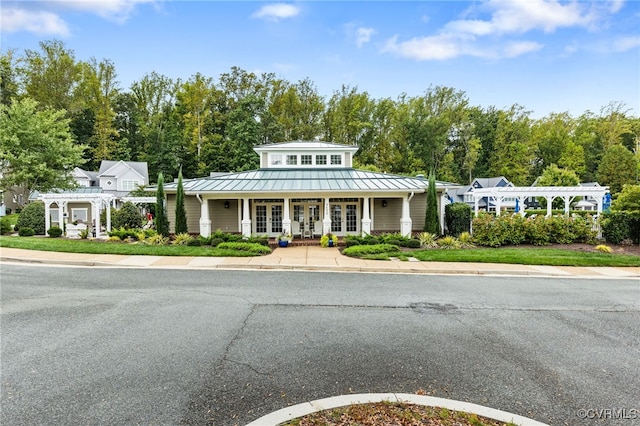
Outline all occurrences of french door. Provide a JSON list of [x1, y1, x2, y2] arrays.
[[330, 200, 359, 236], [254, 201, 283, 236]]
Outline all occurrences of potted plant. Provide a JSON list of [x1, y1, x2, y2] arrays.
[[320, 232, 338, 247], [277, 230, 292, 247]]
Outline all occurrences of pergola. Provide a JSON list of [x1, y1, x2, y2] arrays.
[[39, 193, 115, 238], [469, 186, 610, 217]]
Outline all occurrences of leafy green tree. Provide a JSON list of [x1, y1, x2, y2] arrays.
[[155, 172, 170, 237], [18, 40, 83, 113], [611, 184, 640, 211], [597, 144, 637, 194], [0, 49, 19, 106], [176, 73, 213, 173], [424, 170, 441, 235], [536, 164, 580, 209], [0, 98, 85, 207], [174, 168, 188, 234], [531, 112, 574, 177], [488, 104, 533, 185]]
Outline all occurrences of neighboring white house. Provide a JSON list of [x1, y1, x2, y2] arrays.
[[448, 176, 516, 212], [36, 160, 151, 237], [158, 141, 461, 238]]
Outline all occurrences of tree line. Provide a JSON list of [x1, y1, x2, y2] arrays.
[[1, 39, 639, 196]]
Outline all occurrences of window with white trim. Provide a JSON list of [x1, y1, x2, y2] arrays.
[[121, 179, 138, 191], [301, 155, 312, 165], [331, 154, 342, 165], [286, 155, 297, 165], [71, 208, 88, 223], [316, 155, 327, 165], [271, 154, 283, 166], [50, 210, 60, 224]]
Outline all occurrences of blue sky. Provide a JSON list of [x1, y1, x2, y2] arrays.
[[2, 0, 639, 118]]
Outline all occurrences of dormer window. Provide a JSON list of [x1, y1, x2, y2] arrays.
[[316, 155, 327, 165], [331, 155, 342, 165], [301, 155, 312, 165], [271, 154, 283, 166], [286, 155, 297, 165]]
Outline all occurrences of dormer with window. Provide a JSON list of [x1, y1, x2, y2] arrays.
[[254, 141, 359, 169]]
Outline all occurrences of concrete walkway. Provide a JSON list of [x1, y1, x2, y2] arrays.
[[1, 246, 639, 278]]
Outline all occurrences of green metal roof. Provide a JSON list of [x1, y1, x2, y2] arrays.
[[164, 168, 428, 194]]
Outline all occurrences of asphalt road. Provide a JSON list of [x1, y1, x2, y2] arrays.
[[1, 264, 639, 426]]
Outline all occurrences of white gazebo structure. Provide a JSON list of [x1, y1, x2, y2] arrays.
[[470, 186, 610, 217], [39, 192, 115, 238]]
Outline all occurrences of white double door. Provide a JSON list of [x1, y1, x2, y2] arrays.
[[254, 203, 283, 236], [330, 201, 359, 235]]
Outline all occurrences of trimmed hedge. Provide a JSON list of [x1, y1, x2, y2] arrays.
[[217, 242, 271, 254], [600, 211, 640, 244], [16, 202, 45, 235], [47, 226, 63, 238], [445, 202, 472, 236], [343, 243, 401, 257], [472, 213, 597, 247], [18, 227, 35, 237]]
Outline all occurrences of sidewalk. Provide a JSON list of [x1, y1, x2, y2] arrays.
[[1, 246, 639, 278]]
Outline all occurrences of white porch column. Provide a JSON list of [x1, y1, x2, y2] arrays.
[[199, 197, 211, 237], [323, 198, 331, 235], [361, 197, 371, 235], [242, 198, 251, 238], [440, 193, 447, 234], [282, 197, 291, 234], [400, 195, 412, 237], [44, 201, 51, 234], [546, 196, 553, 217]]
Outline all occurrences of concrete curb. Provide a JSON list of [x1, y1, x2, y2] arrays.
[[245, 393, 549, 425]]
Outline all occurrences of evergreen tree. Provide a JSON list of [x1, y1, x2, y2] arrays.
[[424, 170, 441, 235], [174, 168, 188, 234], [155, 172, 170, 237]]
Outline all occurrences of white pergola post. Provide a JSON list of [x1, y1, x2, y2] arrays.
[[517, 197, 526, 217], [546, 196, 553, 217], [105, 200, 111, 235], [563, 196, 571, 215], [361, 197, 371, 235], [199, 197, 211, 237], [44, 201, 52, 234], [494, 194, 502, 216], [242, 198, 251, 238], [59, 202, 66, 228], [400, 195, 412, 237], [92, 200, 100, 238], [474, 196, 479, 217]]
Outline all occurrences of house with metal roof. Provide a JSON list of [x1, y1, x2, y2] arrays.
[[161, 141, 460, 239]]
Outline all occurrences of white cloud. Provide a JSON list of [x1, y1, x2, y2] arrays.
[[0, 7, 70, 36], [502, 40, 544, 57], [58, 0, 159, 24], [612, 35, 640, 52], [356, 27, 375, 47], [251, 3, 300, 22], [384, 0, 626, 61]]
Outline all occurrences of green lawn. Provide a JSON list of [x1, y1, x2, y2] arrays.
[[2, 235, 640, 267], [0, 236, 267, 257]]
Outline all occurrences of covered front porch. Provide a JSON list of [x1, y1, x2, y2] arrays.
[[195, 194, 420, 239]]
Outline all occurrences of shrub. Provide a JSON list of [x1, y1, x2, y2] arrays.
[[217, 242, 271, 254], [47, 226, 63, 238], [458, 232, 475, 248], [210, 237, 224, 247], [601, 211, 640, 245], [186, 238, 202, 246], [418, 232, 438, 248], [343, 243, 401, 257], [143, 234, 169, 245], [108, 227, 142, 240], [595, 244, 613, 253], [16, 202, 46, 235], [113, 201, 144, 229], [404, 239, 421, 249], [18, 227, 35, 237], [445, 202, 472, 236], [171, 232, 194, 246], [437, 236, 460, 249], [523, 216, 550, 246], [320, 233, 338, 247], [79, 227, 90, 239], [247, 236, 269, 246], [1, 216, 13, 234]]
